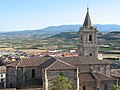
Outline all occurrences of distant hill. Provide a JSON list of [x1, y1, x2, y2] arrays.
[[98, 31, 120, 40], [49, 32, 79, 40], [47, 31, 120, 41], [44, 31, 120, 50], [0, 24, 120, 38], [0, 25, 80, 36], [0, 25, 119, 50]]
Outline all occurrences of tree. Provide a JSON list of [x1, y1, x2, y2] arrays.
[[112, 85, 120, 90], [51, 74, 72, 90]]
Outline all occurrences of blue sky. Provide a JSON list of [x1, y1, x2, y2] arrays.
[[0, 0, 120, 31]]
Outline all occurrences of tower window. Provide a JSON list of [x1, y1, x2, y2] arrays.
[[89, 35, 92, 41], [81, 35, 82, 40], [1, 74, 3, 77], [90, 53, 92, 56], [1, 79, 3, 82], [83, 86, 86, 90], [81, 35, 82, 43], [32, 69, 35, 78]]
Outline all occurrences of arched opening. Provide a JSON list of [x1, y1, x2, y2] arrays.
[[90, 53, 92, 56], [83, 86, 86, 90], [80, 35, 83, 43], [89, 35, 92, 41], [32, 69, 35, 78], [81, 35, 82, 40]]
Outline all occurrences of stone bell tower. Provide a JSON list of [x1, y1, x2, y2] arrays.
[[78, 8, 98, 59]]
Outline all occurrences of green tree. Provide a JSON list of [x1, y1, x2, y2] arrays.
[[112, 85, 120, 90], [51, 75, 72, 90]]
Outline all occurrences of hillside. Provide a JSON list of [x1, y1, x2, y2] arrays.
[[98, 31, 120, 40], [45, 31, 120, 51], [48, 31, 120, 41], [0, 25, 119, 51]]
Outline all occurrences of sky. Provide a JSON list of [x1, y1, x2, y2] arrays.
[[0, 0, 120, 32]]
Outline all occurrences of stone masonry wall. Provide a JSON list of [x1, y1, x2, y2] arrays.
[[46, 69, 78, 90], [6, 66, 42, 88], [6, 67, 16, 88]]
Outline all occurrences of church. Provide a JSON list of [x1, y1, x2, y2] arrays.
[[6, 8, 116, 90]]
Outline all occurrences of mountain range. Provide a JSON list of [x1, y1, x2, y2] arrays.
[[0, 24, 120, 37]]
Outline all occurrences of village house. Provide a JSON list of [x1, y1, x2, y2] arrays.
[[0, 66, 6, 89], [5, 8, 117, 90]]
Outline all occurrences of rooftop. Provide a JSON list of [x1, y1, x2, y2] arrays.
[[6, 56, 108, 69]]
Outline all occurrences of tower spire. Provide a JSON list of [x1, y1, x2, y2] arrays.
[[87, 7, 89, 12], [83, 7, 92, 29], [87, 4, 89, 11]]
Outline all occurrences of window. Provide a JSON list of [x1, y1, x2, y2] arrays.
[[1, 74, 3, 77], [81, 35, 83, 43], [83, 86, 86, 90], [32, 69, 35, 78], [81, 35, 82, 40], [89, 35, 92, 41], [97, 88, 99, 90], [60, 73, 64, 76], [90, 53, 92, 56], [104, 84, 107, 90], [1, 79, 3, 82]]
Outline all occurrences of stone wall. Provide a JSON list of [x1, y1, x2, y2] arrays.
[[79, 28, 98, 59], [92, 64, 111, 76], [43, 69, 79, 90], [6, 67, 16, 88], [77, 64, 111, 76], [78, 65, 91, 73], [6, 66, 42, 88], [99, 80, 116, 90], [22, 67, 40, 81]]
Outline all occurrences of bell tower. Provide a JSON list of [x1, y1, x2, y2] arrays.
[[78, 8, 98, 59]]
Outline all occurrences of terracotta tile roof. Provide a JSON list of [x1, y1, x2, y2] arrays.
[[6, 61, 19, 67], [41, 58, 77, 70], [6, 56, 77, 70], [62, 53, 78, 57], [6, 56, 51, 67], [79, 73, 95, 82], [0, 66, 6, 73], [6, 56, 108, 69], [58, 56, 108, 65]]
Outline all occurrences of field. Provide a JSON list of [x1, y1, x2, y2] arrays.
[[0, 31, 119, 53]]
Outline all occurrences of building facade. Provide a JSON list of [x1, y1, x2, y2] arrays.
[[6, 56, 80, 90]]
